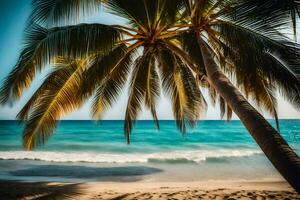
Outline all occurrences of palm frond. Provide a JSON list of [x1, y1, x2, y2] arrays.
[[23, 58, 86, 150], [107, 0, 152, 31], [158, 48, 206, 133], [16, 57, 74, 120], [29, 0, 101, 26], [124, 52, 151, 143], [180, 31, 206, 75], [212, 20, 300, 111], [262, 52, 300, 111], [106, 0, 183, 31], [235, 0, 300, 40], [144, 55, 160, 129], [0, 23, 120, 105], [219, 96, 226, 119], [91, 44, 134, 119], [207, 84, 217, 106], [254, 77, 279, 130]]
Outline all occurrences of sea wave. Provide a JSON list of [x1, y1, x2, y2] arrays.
[[0, 149, 261, 164]]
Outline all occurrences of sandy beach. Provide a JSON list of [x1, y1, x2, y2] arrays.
[[0, 180, 299, 200]]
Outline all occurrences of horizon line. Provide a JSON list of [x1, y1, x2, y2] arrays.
[[0, 119, 299, 121]]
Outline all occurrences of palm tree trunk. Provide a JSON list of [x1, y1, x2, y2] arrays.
[[198, 38, 300, 193]]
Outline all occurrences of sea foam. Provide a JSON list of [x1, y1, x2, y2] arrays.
[[0, 149, 261, 163]]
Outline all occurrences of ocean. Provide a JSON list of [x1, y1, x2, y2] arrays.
[[0, 120, 299, 183]]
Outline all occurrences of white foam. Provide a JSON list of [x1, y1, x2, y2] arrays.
[[0, 149, 261, 163]]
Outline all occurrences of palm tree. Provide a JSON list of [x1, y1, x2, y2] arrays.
[[0, 0, 300, 192], [0, 0, 206, 146], [178, 0, 300, 192]]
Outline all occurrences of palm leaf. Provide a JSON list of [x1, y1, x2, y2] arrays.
[[91, 44, 134, 119], [17, 57, 74, 120], [124, 52, 152, 143], [235, 0, 300, 40], [144, 55, 160, 129], [158, 48, 206, 133], [0, 23, 120, 104], [212, 20, 300, 111], [23, 58, 86, 150], [180, 31, 206, 75], [253, 76, 279, 130], [29, 0, 101, 26], [106, 0, 183, 31]]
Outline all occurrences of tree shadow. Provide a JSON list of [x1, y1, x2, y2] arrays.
[[0, 180, 82, 200], [10, 165, 163, 182]]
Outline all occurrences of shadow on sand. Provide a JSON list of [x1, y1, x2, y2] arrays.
[[10, 165, 163, 182], [0, 180, 82, 200]]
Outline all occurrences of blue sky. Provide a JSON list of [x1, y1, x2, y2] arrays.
[[0, 0, 299, 120]]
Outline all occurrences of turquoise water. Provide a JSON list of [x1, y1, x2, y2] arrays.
[[0, 120, 299, 182]]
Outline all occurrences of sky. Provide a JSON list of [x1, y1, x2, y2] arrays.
[[0, 0, 299, 120]]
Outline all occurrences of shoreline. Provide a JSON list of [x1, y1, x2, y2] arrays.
[[0, 179, 298, 199]]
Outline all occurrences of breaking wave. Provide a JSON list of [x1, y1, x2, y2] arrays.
[[0, 149, 261, 164]]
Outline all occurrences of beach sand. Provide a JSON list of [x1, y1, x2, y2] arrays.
[[0, 180, 299, 200]]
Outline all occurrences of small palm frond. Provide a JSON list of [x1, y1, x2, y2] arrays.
[[219, 96, 225, 119], [219, 96, 232, 121], [124, 53, 152, 143], [16, 58, 74, 120], [163, 40, 202, 77], [107, 0, 183, 31], [212, 20, 300, 111], [207, 84, 217, 106], [91, 44, 134, 119], [262, 52, 300, 111], [29, 0, 101, 26], [158, 48, 206, 133], [254, 77, 279, 130], [23, 58, 86, 150], [226, 104, 233, 120], [144, 55, 160, 129], [235, 0, 300, 40], [107, 0, 153, 31], [81, 44, 136, 100], [0, 23, 120, 105], [180, 32, 206, 75], [0, 25, 47, 104]]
